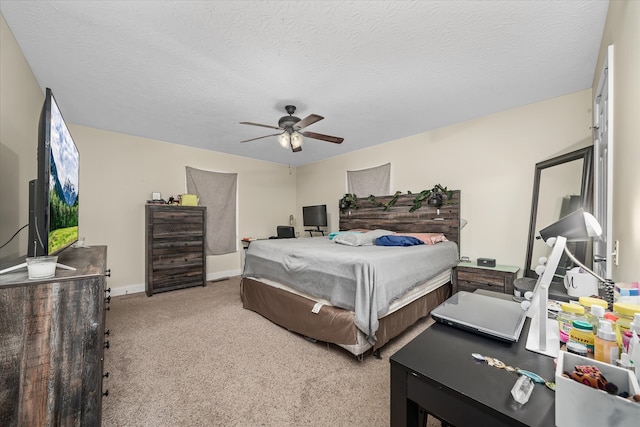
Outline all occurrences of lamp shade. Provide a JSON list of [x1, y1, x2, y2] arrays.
[[538, 208, 602, 243], [290, 131, 303, 149], [278, 132, 289, 148]]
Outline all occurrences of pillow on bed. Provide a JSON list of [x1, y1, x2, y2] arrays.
[[394, 232, 449, 245], [375, 235, 424, 246], [328, 231, 363, 240], [334, 229, 393, 246]]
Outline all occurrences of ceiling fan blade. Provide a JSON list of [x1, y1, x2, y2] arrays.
[[240, 121, 281, 131], [294, 114, 324, 130], [302, 131, 344, 144], [240, 133, 281, 143]]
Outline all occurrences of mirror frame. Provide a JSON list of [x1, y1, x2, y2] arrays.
[[524, 146, 594, 279]]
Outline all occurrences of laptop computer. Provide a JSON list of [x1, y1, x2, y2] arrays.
[[431, 291, 527, 342], [276, 226, 295, 239]]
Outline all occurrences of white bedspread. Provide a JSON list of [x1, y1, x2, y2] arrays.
[[242, 236, 459, 343]]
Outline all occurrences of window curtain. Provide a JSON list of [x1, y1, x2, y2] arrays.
[[347, 163, 391, 197], [185, 166, 237, 255]]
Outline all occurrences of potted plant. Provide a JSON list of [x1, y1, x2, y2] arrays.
[[410, 184, 452, 212], [339, 193, 359, 211]]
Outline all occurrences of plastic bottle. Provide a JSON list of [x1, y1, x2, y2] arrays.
[[594, 319, 618, 364], [557, 302, 586, 344], [622, 330, 633, 353], [628, 330, 640, 385], [579, 296, 608, 313], [569, 319, 595, 355], [589, 305, 607, 336], [630, 312, 640, 335], [604, 311, 619, 324], [566, 341, 588, 357], [617, 353, 635, 372], [622, 313, 640, 353], [579, 296, 608, 335], [612, 302, 640, 351]]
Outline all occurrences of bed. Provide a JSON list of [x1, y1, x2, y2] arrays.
[[240, 191, 461, 357]]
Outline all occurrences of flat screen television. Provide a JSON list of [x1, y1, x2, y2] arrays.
[[302, 204, 327, 231], [28, 88, 79, 257]]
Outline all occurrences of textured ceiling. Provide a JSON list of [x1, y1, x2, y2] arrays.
[[1, 1, 609, 166]]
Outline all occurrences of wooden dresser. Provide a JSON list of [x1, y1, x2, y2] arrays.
[[145, 204, 206, 296], [0, 246, 110, 427], [453, 261, 519, 295]]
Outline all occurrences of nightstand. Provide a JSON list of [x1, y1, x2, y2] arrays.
[[453, 261, 519, 295]]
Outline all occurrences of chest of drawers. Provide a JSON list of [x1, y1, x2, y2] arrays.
[[145, 205, 206, 296], [453, 261, 519, 295], [0, 246, 110, 426]]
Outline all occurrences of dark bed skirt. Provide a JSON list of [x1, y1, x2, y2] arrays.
[[240, 277, 451, 355]]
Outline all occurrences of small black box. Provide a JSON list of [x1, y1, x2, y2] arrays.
[[477, 258, 496, 268]]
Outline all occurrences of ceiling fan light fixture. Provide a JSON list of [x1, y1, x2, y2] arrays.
[[278, 132, 290, 148], [240, 105, 342, 151], [291, 131, 303, 149]]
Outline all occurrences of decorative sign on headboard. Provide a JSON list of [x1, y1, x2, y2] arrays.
[[338, 190, 461, 249]]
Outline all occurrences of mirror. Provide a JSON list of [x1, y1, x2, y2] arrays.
[[524, 146, 593, 281]]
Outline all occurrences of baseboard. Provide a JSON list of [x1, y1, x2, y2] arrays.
[[207, 269, 241, 282], [109, 269, 241, 297], [110, 283, 145, 297]]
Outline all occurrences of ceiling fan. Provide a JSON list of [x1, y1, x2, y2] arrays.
[[240, 105, 344, 152]]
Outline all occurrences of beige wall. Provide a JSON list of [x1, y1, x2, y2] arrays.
[[0, 13, 44, 259], [297, 90, 593, 270], [70, 126, 296, 294], [0, 14, 296, 294], [4, 4, 638, 292], [593, 0, 640, 283]]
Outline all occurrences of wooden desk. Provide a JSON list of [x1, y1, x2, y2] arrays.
[[390, 317, 556, 426]]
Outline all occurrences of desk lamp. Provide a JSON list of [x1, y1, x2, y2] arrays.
[[524, 208, 604, 357]]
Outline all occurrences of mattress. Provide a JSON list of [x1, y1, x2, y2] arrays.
[[244, 270, 451, 355], [246, 269, 451, 317], [240, 276, 451, 356], [242, 236, 459, 342]]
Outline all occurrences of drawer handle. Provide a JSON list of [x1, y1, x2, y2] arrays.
[[102, 389, 109, 397], [104, 329, 110, 336], [103, 372, 110, 378], [104, 296, 111, 303], [105, 269, 111, 277], [104, 341, 110, 349]]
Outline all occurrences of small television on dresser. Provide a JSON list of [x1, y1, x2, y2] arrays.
[[302, 204, 327, 232], [29, 88, 80, 256]]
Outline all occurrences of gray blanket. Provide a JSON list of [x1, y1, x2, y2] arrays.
[[242, 237, 459, 343]]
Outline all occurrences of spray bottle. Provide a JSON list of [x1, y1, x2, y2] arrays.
[[627, 314, 640, 383], [594, 320, 618, 364]]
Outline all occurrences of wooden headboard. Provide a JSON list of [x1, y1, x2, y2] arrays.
[[338, 190, 461, 249]]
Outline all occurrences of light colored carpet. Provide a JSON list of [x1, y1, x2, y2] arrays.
[[101, 276, 440, 427]]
